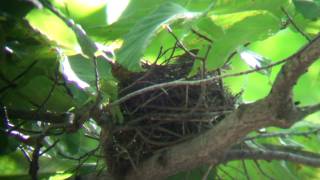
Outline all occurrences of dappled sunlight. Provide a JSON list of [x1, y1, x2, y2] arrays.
[[60, 53, 90, 89], [107, 0, 129, 24]]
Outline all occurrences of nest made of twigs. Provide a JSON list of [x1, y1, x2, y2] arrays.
[[103, 51, 236, 178]]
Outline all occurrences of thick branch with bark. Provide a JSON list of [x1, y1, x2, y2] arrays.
[[124, 34, 320, 180]]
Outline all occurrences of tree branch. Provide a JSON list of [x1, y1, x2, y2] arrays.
[[242, 127, 320, 141], [124, 33, 320, 180], [270, 35, 320, 101], [3, 108, 72, 123], [224, 148, 320, 167], [295, 103, 320, 119]]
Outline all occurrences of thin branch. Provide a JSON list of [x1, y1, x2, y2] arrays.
[[93, 57, 101, 96], [297, 103, 320, 119], [39, 139, 60, 156], [191, 28, 213, 43], [241, 160, 250, 180], [201, 164, 214, 180], [0, 71, 16, 86], [165, 25, 198, 59], [163, 41, 178, 65], [3, 108, 73, 123], [36, 64, 59, 113], [29, 138, 43, 180], [0, 60, 38, 93], [19, 145, 32, 163], [223, 42, 250, 66], [218, 167, 236, 180], [224, 148, 320, 167], [281, 7, 311, 42], [242, 127, 320, 141], [253, 160, 275, 180]]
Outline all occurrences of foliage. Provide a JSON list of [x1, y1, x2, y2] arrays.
[[0, 0, 320, 179]]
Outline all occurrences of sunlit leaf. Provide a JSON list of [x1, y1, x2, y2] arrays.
[[213, 0, 290, 16], [117, 2, 200, 72], [224, 28, 307, 102], [237, 46, 272, 76], [26, 9, 80, 53], [194, 16, 224, 41], [207, 12, 280, 70]]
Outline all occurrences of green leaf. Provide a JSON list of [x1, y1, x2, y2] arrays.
[[100, 80, 124, 124], [237, 46, 272, 76], [224, 28, 307, 102], [61, 54, 114, 91], [60, 131, 81, 155], [117, 2, 200, 72], [60, 53, 124, 123], [72, 24, 97, 58], [17, 76, 74, 112], [213, 0, 290, 16], [206, 12, 280, 70], [26, 9, 79, 53], [194, 16, 224, 41], [293, 0, 320, 20]]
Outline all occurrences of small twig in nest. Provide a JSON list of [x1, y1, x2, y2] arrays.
[[164, 25, 200, 60]]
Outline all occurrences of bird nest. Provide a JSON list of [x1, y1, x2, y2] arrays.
[[103, 51, 236, 178]]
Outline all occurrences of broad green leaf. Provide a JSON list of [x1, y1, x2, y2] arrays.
[[292, 14, 320, 36], [52, 0, 108, 27], [61, 54, 114, 92], [224, 28, 307, 102], [207, 12, 280, 70], [26, 9, 79, 53], [194, 16, 224, 41], [218, 160, 300, 180], [46, 0, 98, 58], [60, 54, 91, 90], [0, 153, 29, 176], [72, 23, 97, 58], [60, 53, 123, 123], [211, 10, 266, 30], [213, 0, 290, 17], [18, 76, 74, 112], [88, 0, 213, 41], [294, 59, 320, 106], [87, 0, 168, 41], [237, 46, 272, 76], [116, 2, 200, 72], [293, 0, 320, 20], [60, 131, 81, 155]]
